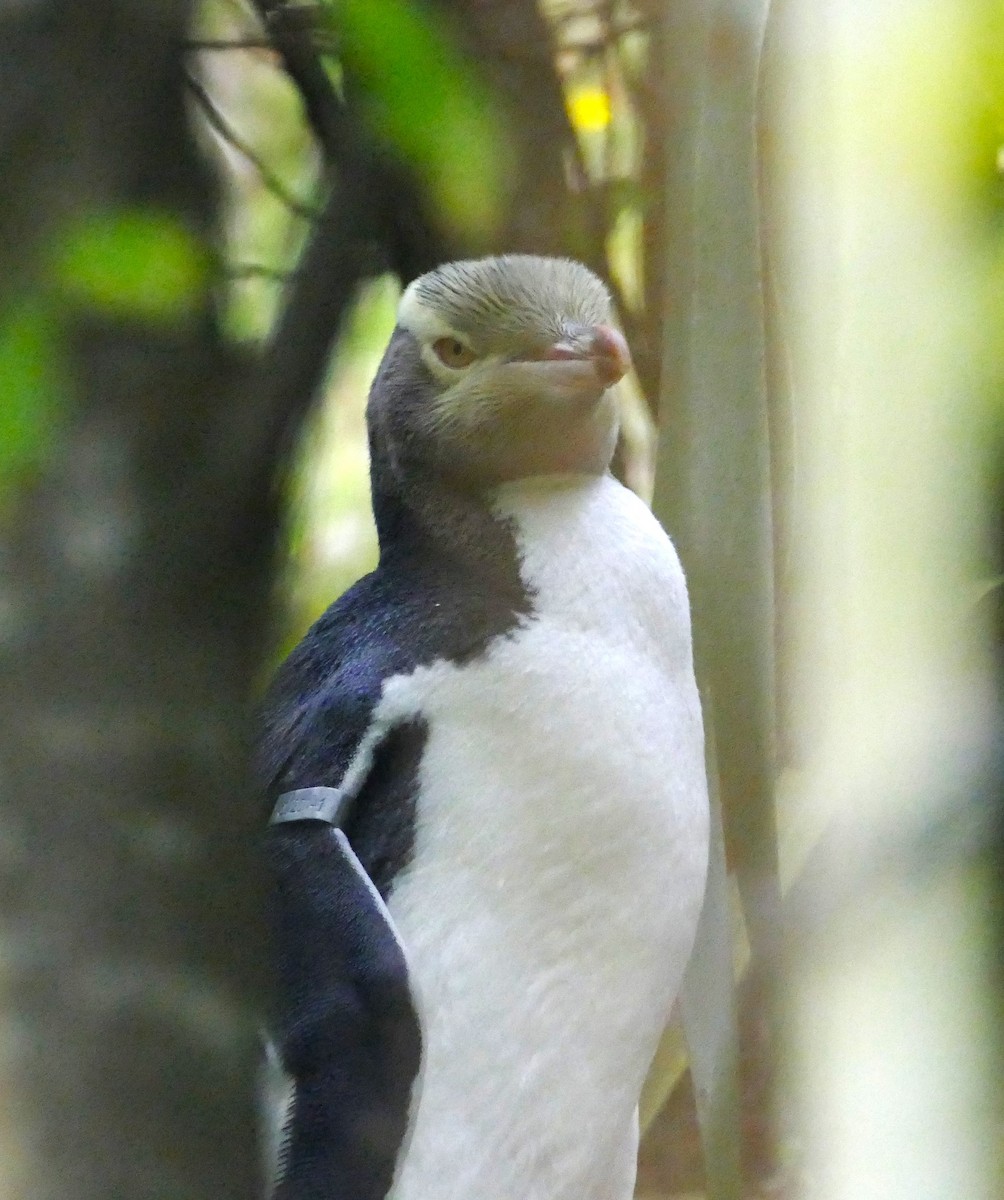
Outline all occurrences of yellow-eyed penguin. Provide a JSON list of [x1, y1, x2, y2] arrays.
[[258, 254, 709, 1200]]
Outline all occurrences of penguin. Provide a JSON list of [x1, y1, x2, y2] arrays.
[[258, 254, 710, 1200]]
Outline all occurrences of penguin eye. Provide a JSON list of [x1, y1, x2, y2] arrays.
[[432, 337, 477, 370]]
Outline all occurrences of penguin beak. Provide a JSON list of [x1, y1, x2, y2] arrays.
[[513, 324, 632, 390]]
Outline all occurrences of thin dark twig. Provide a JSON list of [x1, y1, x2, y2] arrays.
[[226, 262, 293, 281], [186, 34, 339, 54], [245, 180, 372, 491], [250, 0, 450, 276], [236, 0, 451, 494], [250, 0, 348, 159], [184, 70, 320, 219], [184, 37, 275, 50]]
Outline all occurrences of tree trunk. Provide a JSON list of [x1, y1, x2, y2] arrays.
[[0, 3, 273, 1196]]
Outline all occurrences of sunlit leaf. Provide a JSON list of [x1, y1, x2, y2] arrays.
[[52, 210, 209, 323], [326, 0, 514, 240]]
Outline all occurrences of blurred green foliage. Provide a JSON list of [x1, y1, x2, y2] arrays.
[[0, 299, 65, 500], [326, 0, 514, 239], [53, 210, 209, 323], [1, 207, 212, 502], [281, 276, 397, 653]]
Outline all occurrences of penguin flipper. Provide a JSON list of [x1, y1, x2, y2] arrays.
[[267, 820, 420, 1200]]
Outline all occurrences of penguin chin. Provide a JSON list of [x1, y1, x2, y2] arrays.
[[519, 399, 619, 479], [432, 387, 619, 490]]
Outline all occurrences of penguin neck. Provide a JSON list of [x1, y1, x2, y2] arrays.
[[371, 451, 526, 595]]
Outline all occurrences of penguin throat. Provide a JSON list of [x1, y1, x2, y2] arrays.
[[370, 451, 528, 600]]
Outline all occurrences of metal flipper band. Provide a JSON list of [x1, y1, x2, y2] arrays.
[[269, 786, 350, 827]]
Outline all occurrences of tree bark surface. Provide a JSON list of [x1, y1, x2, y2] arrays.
[[0, 4, 271, 1196]]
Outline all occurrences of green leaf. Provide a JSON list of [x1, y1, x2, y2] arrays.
[[52, 210, 209, 324], [329, 0, 514, 239], [0, 298, 66, 497]]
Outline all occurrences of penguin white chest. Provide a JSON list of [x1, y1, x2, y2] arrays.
[[381, 475, 709, 1200]]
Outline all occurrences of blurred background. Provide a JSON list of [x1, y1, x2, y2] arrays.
[[0, 0, 1001, 1197]]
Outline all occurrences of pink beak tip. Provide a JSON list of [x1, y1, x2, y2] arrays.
[[590, 324, 631, 386], [534, 325, 632, 387]]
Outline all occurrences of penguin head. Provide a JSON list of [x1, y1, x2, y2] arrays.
[[368, 255, 630, 491]]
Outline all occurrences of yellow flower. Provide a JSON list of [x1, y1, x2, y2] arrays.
[[568, 87, 612, 134]]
